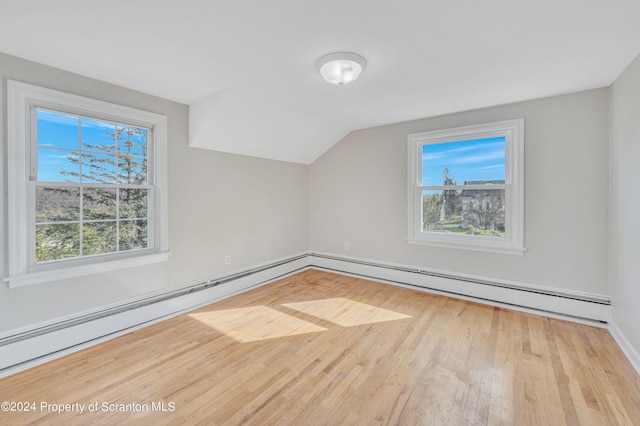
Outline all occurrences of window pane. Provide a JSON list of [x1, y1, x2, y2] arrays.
[[422, 137, 505, 186], [37, 147, 80, 182], [36, 223, 80, 262], [422, 189, 464, 233], [120, 189, 149, 219], [81, 117, 116, 152], [83, 187, 117, 220], [422, 188, 505, 237], [117, 154, 147, 184], [117, 125, 147, 157], [36, 186, 80, 222], [81, 152, 117, 183], [37, 109, 79, 150], [460, 188, 505, 237], [119, 219, 148, 251], [83, 222, 117, 255]]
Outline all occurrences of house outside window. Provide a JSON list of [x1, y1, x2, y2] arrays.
[[459, 179, 505, 234], [6, 81, 169, 287], [407, 119, 525, 255]]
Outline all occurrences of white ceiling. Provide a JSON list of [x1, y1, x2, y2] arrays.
[[1, 0, 639, 164]]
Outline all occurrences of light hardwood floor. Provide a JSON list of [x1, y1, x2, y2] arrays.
[[1, 269, 639, 425]]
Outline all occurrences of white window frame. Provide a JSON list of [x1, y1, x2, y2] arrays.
[[6, 80, 169, 287], [407, 119, 525, 255]]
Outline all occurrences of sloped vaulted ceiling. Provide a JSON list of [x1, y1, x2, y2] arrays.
[[1, 0, 640, 164]]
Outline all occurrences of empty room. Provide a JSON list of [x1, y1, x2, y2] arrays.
[[1, 1, 640, 424]]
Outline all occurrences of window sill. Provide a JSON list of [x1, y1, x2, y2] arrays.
[[4, 252, 171, 288], [407, 237, 526, 256]]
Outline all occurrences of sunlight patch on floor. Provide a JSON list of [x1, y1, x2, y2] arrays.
[[282, 298, 411, 327], [189, 306, 327, 342]]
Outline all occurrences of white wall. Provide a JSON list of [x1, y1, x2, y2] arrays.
[[610, 53, 640, 360], [0, 52, 309, 333], [309, 88, 610, 295]]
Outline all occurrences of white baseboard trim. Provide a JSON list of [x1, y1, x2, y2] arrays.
[[0, 253, 309, 378], [308, 252, 611, 325], [608, 320, 640, 376]]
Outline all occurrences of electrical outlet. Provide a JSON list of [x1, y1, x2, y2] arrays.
[[344, 242, 350, 250], [224, 255, 231, 265]]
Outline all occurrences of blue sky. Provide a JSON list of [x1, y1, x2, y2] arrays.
[[37, 109, 147, 183], [421, 136, 505, 186]]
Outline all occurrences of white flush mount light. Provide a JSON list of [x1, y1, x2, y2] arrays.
[[316, 52, 367, 85]]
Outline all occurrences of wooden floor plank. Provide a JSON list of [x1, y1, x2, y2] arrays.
[[1, 269, 639, 425]]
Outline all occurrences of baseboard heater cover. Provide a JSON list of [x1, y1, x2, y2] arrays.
[[0, 254, 309, 375], [307, 253, 610, 324]]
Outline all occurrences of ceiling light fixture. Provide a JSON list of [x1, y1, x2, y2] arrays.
[[316, 52, 366, 85]]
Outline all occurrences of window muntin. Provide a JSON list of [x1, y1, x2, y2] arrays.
[[33, 109, 151, 264], [407, 119, 524, 254], [7, 80, 169, 287]]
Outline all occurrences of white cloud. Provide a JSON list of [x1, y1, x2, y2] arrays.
[[450, 149, 505, 165]]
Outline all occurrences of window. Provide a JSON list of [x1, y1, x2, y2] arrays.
[[6, 81, 169, 287], [407, 119, 524, 255]]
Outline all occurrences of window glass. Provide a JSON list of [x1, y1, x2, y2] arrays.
[[35, 186, 81, 222], [422, 137, 505, 185], [119, 189, 149, 219], [80, 152, 118, 184], [118, 125, 148, 157], [421, 137, 507, 239], [119, 220, 149, 250], [37, 110, 79, 150], [81, 117, 116, 152], [83, 187, 117, 220], [36, 224, 81, 262], [35, 107, 151, 263], [37, 147, 80, 182]]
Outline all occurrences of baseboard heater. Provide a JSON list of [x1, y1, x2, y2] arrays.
[[2, 252, 608, 350], [0, 253, 309, 348], [307, 253, 610, 324]]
